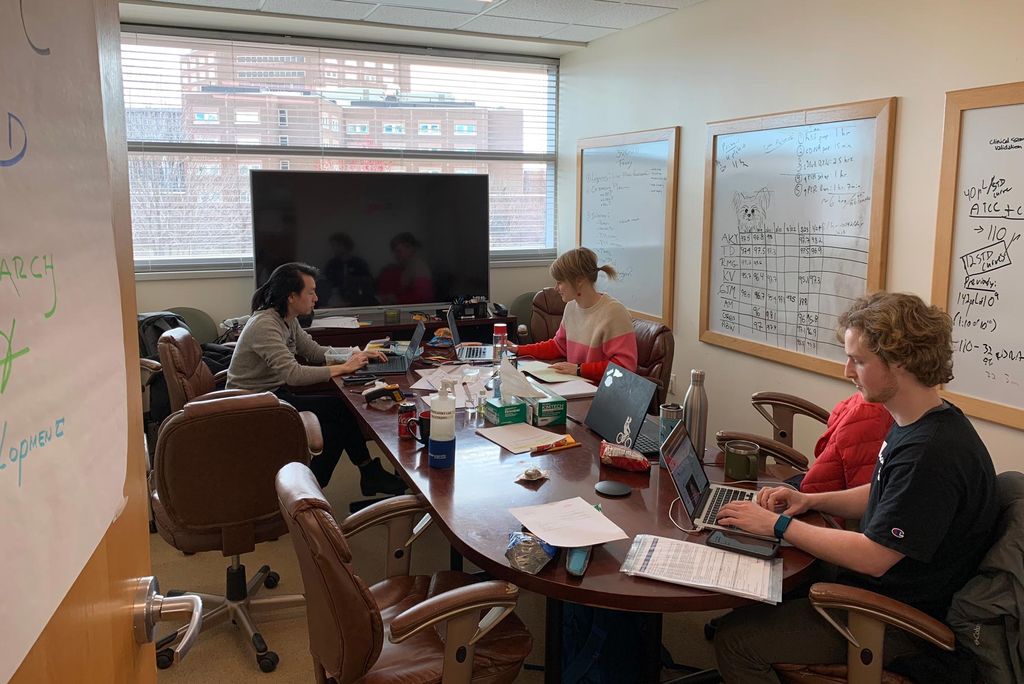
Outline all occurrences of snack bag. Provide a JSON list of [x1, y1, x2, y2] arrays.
[[599, 440, 651, 472]]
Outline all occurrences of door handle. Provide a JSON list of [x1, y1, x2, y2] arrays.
[[132, 576, 203, 664]]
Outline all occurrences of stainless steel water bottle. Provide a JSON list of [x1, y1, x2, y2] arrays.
[[682, 369, 708, 458]]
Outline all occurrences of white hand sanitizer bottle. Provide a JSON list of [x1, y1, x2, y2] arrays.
[[429, 379, 456, 469]]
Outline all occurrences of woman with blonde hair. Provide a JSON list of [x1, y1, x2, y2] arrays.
[[509, 247, 637, 382]]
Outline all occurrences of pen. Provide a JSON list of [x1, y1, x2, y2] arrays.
[[544, 442, 582, 454]]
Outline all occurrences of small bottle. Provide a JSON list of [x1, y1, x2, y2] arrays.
[[492, 322, 507, 363], [477, 388, 488, 415], [428, 380, 456, 469], [492, 367, 502, 400], [682, 369, 708, 458]]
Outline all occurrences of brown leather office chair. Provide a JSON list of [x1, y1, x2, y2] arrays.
[[151, 391, 323, 673], [530, 286, 565, 342], [158, 326, 230, 413], [632, 318, 674, 415], [276, 462, 533, 684], [772, 471, 1024, 683], [714, 391, 826, 471]]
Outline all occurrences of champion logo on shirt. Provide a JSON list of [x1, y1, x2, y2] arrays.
[[891, 528, 905, 539]]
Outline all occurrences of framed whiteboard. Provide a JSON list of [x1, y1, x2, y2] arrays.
[[577, 127, 679, 327], [932, 81, 1024, 429], [699, 99, 896, 378]]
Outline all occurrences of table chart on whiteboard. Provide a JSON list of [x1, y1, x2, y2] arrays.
[[709, 119, 876, 363]]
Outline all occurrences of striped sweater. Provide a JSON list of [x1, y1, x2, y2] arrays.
[[517, 294, 637, 382]]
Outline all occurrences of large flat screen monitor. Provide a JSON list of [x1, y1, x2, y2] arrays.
[[251, 170, 489, 312]]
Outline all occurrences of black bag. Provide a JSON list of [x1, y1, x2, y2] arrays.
[[137, 311, 189, 359], [561, 604, 658, 684]]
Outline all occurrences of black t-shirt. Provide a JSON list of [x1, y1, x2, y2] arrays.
[[838, 401, 997, 618]]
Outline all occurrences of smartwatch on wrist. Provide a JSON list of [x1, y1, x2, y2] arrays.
[[773, 513, 792, 541], [575, 364, 582, 376]]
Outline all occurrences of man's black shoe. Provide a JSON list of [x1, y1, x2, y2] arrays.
[[359, 458, 408, 496]]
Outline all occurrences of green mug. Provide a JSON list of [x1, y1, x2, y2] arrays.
[[724, 440, 760, 481]]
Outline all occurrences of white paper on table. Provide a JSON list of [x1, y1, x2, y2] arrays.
[[476, 423, 563, 453], [518, 360, 574, 384], [412, 366, 492, 407], [620, 535, 783, 604], [544, 379, 598, 399], [499, 358, 546, 399], [509, 497, 629, 548], [308, 315, 360, 329]]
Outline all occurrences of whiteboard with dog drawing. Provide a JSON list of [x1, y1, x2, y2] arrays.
[[699, 99, 896, 378]]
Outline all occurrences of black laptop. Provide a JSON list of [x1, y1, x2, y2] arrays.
[[584, 363, 663, 456], [365, 321, 425, 374], [447, 306, 495, 361]]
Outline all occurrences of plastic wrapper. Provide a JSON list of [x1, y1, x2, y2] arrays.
[[599, 440, 651, 472], [505, 532, 556, 574]]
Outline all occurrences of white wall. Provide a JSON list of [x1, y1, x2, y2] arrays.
[[558, 0, 1024, 471], [135, 264, 551, 326]]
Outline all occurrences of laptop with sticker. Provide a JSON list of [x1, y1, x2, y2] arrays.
[[583, 363, 663, 456]]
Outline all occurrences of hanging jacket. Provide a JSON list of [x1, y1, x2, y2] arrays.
[[799, 393, 893, 493], [946, 471, 1024, 684]]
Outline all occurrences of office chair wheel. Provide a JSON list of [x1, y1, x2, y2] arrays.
[[257, 651, 279, 673], [264, 570, 280, 589], [156, 648, 175, 670]]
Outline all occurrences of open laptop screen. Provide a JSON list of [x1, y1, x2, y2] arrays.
[[445, 307, 463, 346], [406, 321, 426, 359], [661, 421, 710, 519], [584, 363, 657, 447]]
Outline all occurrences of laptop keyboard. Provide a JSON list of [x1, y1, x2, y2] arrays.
[[367, 357, 407, 374], [704, 488, 754, 523], [633, 431, 660, 454], [461, 346, 488, 359]]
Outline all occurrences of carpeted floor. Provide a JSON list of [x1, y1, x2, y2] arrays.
[[151, 443, 724, 683]]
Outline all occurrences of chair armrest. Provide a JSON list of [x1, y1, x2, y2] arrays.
[[213, 369, 229, 387], [340, 494, 431, 539], [389, 580, 519, 645], [141, 357, 162, 375], [752, 392, 830, 424], [716, 431, 809, 470], [808, 583, 955, 652], [298, 411, 323, 456]]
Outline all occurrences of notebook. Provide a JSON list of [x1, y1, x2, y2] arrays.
[[660, 421, 762, 536], [583, 363, 662, 456], [365, 321, 425, 374], [447, 306, 495, 361]]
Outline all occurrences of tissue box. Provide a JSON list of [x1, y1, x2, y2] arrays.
[[483, 396, 527, 425], [524, 382, 567, 427]]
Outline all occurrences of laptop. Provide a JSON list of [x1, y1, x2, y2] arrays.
[[447, 306, 495, 361], [365, 321, 425, 374], [661, 421, 760, 535], [583, 363, 663, 456]]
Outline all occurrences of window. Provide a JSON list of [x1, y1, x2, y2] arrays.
[[194, 110, 219, 123], [122, 31, 557, 272]]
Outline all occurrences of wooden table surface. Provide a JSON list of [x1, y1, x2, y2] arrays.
[[335, 365, 818, 613]]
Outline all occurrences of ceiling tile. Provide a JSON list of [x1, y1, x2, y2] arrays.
[[485, 0, 618, 24], [458, 14, 565, 37], [585, 3, 674, 29], [632, 0, 705, 8], [261, 0, 377, 21], [161, 0, 265, 9], [541, 24, 616, 42], [365, 5, 478, 29], [371, 0, 494, 11]]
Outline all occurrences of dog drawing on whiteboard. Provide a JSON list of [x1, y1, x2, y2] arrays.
[[733, 188, 771, 232]]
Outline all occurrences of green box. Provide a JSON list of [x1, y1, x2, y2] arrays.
[[524, 382, 567, 427], [483, 396, 527, 425]]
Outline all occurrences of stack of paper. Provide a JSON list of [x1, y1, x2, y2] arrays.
[[509, 497, 628, 547], [620, 535, 783, 604], [476, 423, 563, 453], [308, 315, 360, 329], [412, 365, 492, 409]]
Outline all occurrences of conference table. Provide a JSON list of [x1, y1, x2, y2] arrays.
[[333, 362, 819, 682]]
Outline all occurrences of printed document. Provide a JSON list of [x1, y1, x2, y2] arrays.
[[509, 497, 629, 547], [620, 535, 783, 604], [519, 360, 572, 384], [476, 423, 563, 453]]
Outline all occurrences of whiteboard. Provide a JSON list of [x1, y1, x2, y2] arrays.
[[700, 100, 895, 377], [577, 128, 679, 326], [933, 83, 1024, 429]]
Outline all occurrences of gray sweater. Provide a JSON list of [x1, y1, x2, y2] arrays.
[[226, 309, 331, 391]]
